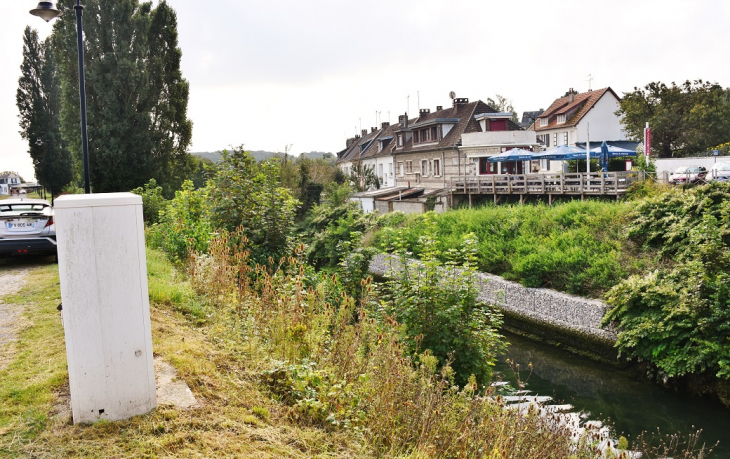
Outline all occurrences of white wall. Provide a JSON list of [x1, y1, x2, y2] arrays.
[[655, 156, 725, 183], [461, 130, 537, 147], [575, 93, 627, 143]]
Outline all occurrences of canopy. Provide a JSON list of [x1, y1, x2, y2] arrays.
[[588, 144, 637, 157], [531, 145, 586, 160], [487, 148, 535, 162]]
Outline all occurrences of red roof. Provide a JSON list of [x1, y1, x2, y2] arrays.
[[534, 87, 619, 131]]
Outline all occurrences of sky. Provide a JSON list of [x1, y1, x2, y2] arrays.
[[2, 0, 730, 181]]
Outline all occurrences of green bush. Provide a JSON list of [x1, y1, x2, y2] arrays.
[[206, 147, 299, 265], [299, 182, 375, 268], [147, 180, 212, 263], [131, 178, 168, 224], [378, 214, 506, 386], [604, 183, 730, 380]]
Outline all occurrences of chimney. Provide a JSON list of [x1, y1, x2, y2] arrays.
[[381, 122, 390, 128], [453, 97, 469, 108], [346, 137, 356, 148], [361, 129, 367, 136], [371, 127, 377, 133], [404, 112, 409, 129], [436, 105, 443, 111], [398, 114, 405, 125], [568, 88, 575, 103], [419, 108, 431, 117]]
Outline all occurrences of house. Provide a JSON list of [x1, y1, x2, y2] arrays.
[[337, 128, 383, 190], [459, 114, 539, 176], [532, 87, 627, 172], [0, 172, 22, 195], [389, 97, 529, 190]]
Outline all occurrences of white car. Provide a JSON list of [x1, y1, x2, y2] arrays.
[[0, 198, 56, 257], [709, 162, 730, 182], [667, 166, 708, 185]]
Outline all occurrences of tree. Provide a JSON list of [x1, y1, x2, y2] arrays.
[[16, 26, 74, 193], [348, 160, 379, 192], [206, 147, 300, 265], [51, 0, 192, 193], [617, 80, 730, 158], [486, 94, 519, 123]]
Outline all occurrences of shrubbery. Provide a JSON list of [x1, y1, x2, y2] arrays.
[[378, 215, 505, 386], [604, 183, 730, 380], [147, 180, 211, 262]]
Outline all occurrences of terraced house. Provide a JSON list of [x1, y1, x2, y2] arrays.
[[338, 96, 526, 191]]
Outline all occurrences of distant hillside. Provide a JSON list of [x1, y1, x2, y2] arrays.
[[191, 150, 333, 163]]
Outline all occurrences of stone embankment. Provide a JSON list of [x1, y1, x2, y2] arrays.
[[369, 254, 618, 360]]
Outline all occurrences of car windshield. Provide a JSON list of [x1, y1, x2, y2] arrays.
[[674, 166, 699, 173], [711, 162, 730, 171], [0, 203, 50, 214]]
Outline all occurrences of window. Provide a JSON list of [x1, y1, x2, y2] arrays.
[[540, 117, 548, 127], [378, 164, 384, 180], [405, 160, 413, 174], [397, 134, 403, 147], [421, 160, 428, 176], [563, 132, 568, 145], [413, 131, 419, 143], [398, 162, 404, 176], [553, 133, 557, 147], [557, 114, 566, 124], [433, 159, 441, 177], [431, 126, 438, 141], [388, 163, 393, 176]]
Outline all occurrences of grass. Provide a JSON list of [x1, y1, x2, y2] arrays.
[[0, 240, 712, 458], [372, 199, 657, 297], [0, 251, 359, 458]]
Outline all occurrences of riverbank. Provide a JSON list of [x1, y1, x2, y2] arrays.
[[369, 253, 619, 362]]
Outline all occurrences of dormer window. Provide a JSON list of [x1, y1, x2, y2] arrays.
[[539, 117, 548, 127], [557, 114, 566, 124], [397, 134, 403, 147]]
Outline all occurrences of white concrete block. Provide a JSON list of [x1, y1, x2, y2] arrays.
[[54, 193, 156, 424]]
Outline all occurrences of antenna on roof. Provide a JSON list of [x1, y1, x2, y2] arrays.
[[587, 74, 593, 91], [417, 91, 420, 110], [449, 91, 456, 100]]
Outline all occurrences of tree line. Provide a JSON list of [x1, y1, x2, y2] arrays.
[[17, 0, 193, 196]]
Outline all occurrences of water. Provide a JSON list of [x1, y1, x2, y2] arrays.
[[494, 331, 730, 457]]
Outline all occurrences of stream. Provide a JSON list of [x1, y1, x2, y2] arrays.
[[494, 331, 730, 457]]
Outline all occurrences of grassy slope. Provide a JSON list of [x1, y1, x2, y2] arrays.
[[373, 199, 655, 298], [0, 251, 358, 458]]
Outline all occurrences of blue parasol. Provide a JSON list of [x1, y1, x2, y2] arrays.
[[487, 148, 536, 162]]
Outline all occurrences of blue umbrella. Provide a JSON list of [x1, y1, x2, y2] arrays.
[[487, 148, 535, 162], [588, 144, 637, 158], [531, 145, 586, 160], [600, 141, 609, 172]]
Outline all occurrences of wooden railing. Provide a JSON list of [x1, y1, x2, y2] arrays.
[[451, 171, 645, 196]]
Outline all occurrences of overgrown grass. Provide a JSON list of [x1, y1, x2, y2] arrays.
[[0, 244, 712, 458], [373, 200, 655, 297]]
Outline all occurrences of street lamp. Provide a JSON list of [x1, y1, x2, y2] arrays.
[[30, 1, 91, 194], [35, 135, 54, 206]]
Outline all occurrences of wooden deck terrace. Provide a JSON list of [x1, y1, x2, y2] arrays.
[[451, 171, 645, 205]]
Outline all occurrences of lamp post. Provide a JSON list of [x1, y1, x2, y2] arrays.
[[35, 135, 54, 206], [30, 1, 90, 194]]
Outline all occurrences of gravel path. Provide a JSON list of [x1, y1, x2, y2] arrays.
[[0, 266, 30, 370]]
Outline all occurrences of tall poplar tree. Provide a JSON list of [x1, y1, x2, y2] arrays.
[[16, 26, 74, 194], [51, 0, 192, 193]]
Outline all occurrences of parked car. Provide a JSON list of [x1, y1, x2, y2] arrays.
[[709, 162, 730, 182], [668, 166, 707, 185], [0, 198, 56, 257]]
